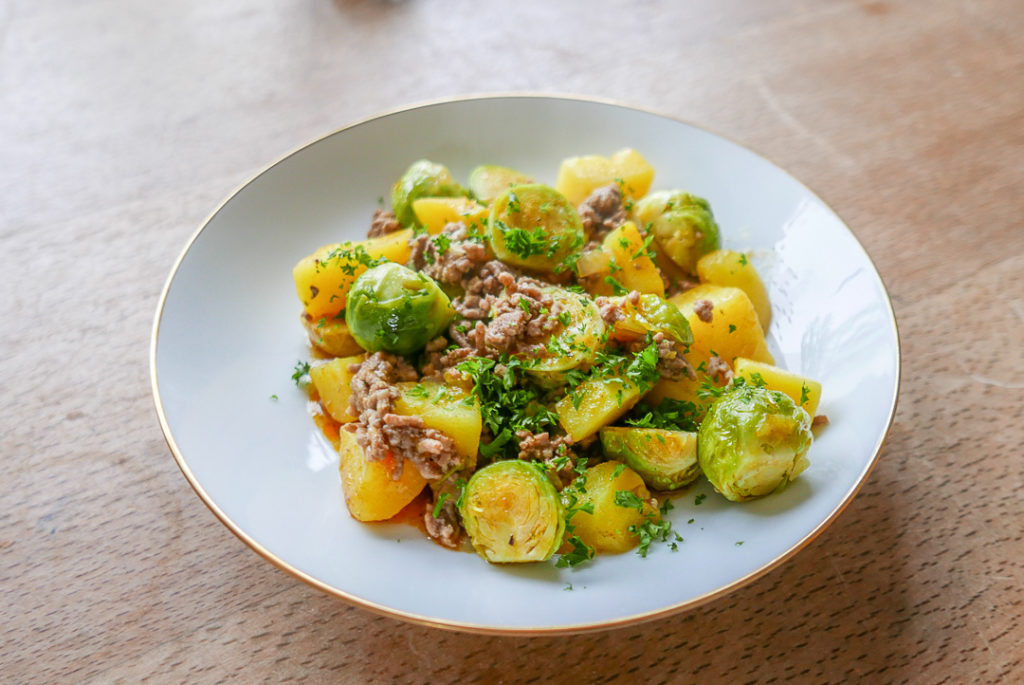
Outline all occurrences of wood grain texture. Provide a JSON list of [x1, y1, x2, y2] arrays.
[[2, 0, 1022, 682]]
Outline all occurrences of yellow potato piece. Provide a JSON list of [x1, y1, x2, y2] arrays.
[[555, 377, 647, 442], [292, 228, 413, 320], [669, 284, 774, 368], [309, 355, 365, 424], [301, 314, 365, 357], [555, 148, 655, 205], [411, 197, 489, 235], [602, 222, 665, 296], [337, 430, 427, 522], [696, 250, 771, 329], [393, 382, 482, 471], [734, 358, 822, 417], [569, 461, 658, 554]]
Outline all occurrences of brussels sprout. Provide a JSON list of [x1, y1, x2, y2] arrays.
[[468, 164, 534, 203], [604, 293, 693, 346], [698, 384, 813, 502], [632, 190, 720, 275], [488, 184, 585, 273], [345, 263, 454, 355], [460, 460, 565, 563], [600, 427, 699, 491], [391, 159, 468, 227], [524, 286, 605, 388]]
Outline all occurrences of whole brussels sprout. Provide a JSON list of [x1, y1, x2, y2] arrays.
[[391, 159, 468, 227], [487, 184, 585, 273], [698, 383, 812, 501], [632, 190, 720, 275], [345, 262, 454, 355], [460, 460, 565, 563]]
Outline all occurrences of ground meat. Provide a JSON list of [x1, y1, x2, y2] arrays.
[[577, 184, 627, 242], [707, 355, 733, 383], [664, 276, 700, 298], [653, 331, 694, 380], [424, 492, 464, 549], [413, 222, 491, 286], [344, 352, 461, 480], [812, 414, 830, 427], [693, 298, 714, 323], [367, 208, 402, 238], [516, 430, 574, 462]]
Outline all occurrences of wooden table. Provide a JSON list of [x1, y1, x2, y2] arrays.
[[3, 0, 1022, 682]]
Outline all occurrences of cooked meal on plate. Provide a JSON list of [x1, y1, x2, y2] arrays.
[[291, 149, 824, 567]]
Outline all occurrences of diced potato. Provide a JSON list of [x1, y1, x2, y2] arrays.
[[569, 461, 658, 554], [301, 314, 365, 357], [669, 284, 774, 368], [602, 222, 665, 296], [411, 197, 489, 235], [310, 354, 366, 423], [393, 381, 482, 470], [645, 371, 704, 409], [696, 250, 771, 329], [292, 228, 414, 320], [555, 148, 655, 205], [337, 430, 427, 522], [555, 377, 647, 442], [733, 358, 822, 417]]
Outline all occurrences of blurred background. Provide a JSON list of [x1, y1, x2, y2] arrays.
[[2, 1, 1022, 682]]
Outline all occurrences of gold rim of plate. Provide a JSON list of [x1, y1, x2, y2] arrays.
[[149, 92, 902, 636]]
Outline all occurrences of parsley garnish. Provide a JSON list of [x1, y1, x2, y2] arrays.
[[603, 276, 629, 296], [694, 493, 707, 505], [738, 253, 748, 266], [432, 492, 450, 518], [800, 383, 811, 406], [291, 360, 311, 385], [614, 490, 645, 512]]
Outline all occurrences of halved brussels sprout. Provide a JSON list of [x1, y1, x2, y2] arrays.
[[632, 190, 720, 275], [600, 427, 699, 491], [460, 460, 565, 563], [488, 184, 585, 273], [391, 159, 468, 227], [604, 293, 693, 346], [524, 286, 605, 387], [698, 384, 813, 502], [345, 263, 454, 355], [468, 164, 534, 203]]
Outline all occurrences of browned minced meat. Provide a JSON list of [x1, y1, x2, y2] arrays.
[[424, 485, 464, 549], [344, 352, 461, 480], [578, 184, 627, 242], [664, 276, 700, 298], [409, 221, 490, 286], [367, 208, 402, 238], [652, 331, 694, 380], [707, 355, 734, 383], [693, 298, 714, 323], [812, 414, 830, 427], [516, 430, 574, 462], [595, 290, 640, 327]]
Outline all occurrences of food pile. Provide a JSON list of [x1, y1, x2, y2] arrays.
[[292, 150, 824, 566]]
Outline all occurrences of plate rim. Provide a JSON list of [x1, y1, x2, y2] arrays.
[[150, 92, 902, 635]]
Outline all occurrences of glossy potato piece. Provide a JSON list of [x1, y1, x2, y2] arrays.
[[293, 229, 414, 320], [555, 377, 647, 442], [310, 354, 366, 423], [393, 382, 481, 470], [601, 222, 665, 296], [300, 314, 365, 357], [555, 148, 655, 205], [733, 358, 822, 417], [412, 197, 489, 235], [696, 250, 771, 329], [337, 430, 427, 522], [669, 284, 774, 368], [569, 461, 658, 554]]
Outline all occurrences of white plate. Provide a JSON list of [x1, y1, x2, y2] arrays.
[[151, 95, 900, 634]]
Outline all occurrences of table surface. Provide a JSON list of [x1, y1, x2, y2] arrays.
[[3, 0, 1023, 682]]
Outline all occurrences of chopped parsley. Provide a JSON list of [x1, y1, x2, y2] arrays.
[[603, 276, 629, 296], [291, 360, 311, 385], [738, 253, 748, 266], [800, 382, 811, 406], [432, 492, 450, 518], [694, 493, 707, 505], [614, 490, 645, 512], [626, 398, 701, 432]]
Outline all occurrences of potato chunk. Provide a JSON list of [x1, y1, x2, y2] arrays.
[[337, 430, 427, 522], [309, 354, 365, 424], [555, 377, 647, 442], [733, 358, 822, 417], [411, 197, 488, 235], [696, 250, 771, 329], [669, 284, 774, 368], [569, 461, 658, 554], [393, 382, 482, 471], [555, 148, 654, 205]]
